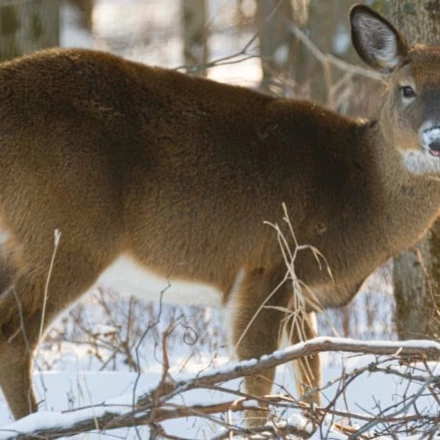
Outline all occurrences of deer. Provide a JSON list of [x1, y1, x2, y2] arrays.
[[0, 3, 440, 427]]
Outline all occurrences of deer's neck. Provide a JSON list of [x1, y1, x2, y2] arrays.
[[311, 121, 440, 310], [367, 121, 440, 252]]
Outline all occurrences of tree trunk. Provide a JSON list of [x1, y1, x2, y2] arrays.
[[256, 0, 297, 94], [383, 1, 440, 340], [0, 0, 60, 62], [181, 0, 208, 76]]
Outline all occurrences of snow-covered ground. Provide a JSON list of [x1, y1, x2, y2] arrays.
[[1, 325, 439, 439], [0, 275, 431, 439]]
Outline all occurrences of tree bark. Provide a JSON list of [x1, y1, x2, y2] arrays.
[[382, 1, 440, 340], [181, 0, 208, 76], [0, 0, 60, 62]]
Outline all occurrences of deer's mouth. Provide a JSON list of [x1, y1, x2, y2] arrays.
[[428, 148, 440, 157]]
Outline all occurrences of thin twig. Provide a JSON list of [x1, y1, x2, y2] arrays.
[[38, 229, 61, 345]]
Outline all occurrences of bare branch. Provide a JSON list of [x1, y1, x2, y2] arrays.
[[2, 337, 440, 439]]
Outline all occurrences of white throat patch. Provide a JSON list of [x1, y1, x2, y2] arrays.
[[401, 148, 440, 175]]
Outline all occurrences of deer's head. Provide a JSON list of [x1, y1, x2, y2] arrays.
[[351, 5, 440, 175]]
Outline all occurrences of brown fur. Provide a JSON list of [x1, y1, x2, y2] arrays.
[[1, 5, 440, 425]]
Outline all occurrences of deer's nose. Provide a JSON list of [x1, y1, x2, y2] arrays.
[[419, 123, 440, 154]]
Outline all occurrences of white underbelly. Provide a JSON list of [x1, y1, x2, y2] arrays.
[[97, 255, 224, 307]]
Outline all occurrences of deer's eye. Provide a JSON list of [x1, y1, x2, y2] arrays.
[[400, 86, 416, 99]]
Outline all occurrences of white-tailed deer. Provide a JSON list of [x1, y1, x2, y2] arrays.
[[0, 4, 440, 425]]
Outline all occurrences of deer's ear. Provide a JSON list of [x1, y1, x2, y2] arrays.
[[350, 5, 408, 74]]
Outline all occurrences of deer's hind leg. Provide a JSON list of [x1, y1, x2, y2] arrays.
[[230, 267, 290, 427], [0, 247, 118, 420]]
